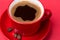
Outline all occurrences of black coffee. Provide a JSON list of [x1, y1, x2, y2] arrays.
[[14, 5, 36, 21]]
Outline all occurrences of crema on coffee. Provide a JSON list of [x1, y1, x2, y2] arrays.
[[11, 1, 41, 22]]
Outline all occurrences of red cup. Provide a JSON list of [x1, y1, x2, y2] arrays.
[[7, 0, 51, 36]]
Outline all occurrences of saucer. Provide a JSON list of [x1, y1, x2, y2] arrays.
[[0, 9, 51, 40]]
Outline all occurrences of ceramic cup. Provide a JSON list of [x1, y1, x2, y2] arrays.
[[8, 0, 45, 36]]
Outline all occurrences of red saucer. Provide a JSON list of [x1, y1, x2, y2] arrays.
[[0, 9, 51, 40]]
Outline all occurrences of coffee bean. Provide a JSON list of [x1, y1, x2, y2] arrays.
[[17, 34, 22, 40], [7, 27, 13, 32], [14, 33, 22, 40], [14, 33, 18, 38]]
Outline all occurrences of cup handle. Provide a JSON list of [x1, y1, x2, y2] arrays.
[[41, 9, 52, 22]]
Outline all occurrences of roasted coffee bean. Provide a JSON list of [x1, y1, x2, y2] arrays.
[[17, 34, 22, 40], [14, 33, 18, 38], [7, 27, 13, 32], [14, 33, 22, 40]]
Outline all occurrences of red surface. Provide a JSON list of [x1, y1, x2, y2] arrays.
[[0, 0, 60, 40]]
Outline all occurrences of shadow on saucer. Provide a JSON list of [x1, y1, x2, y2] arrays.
[[43, 21, 53, 40]]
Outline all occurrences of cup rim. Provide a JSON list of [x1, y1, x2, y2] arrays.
[[8, 0, 44, 24]]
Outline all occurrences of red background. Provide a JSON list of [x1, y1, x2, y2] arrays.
[[0, 0, 60, 40]]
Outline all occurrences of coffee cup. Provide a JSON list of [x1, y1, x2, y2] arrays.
[[8, 0, 46, 36]]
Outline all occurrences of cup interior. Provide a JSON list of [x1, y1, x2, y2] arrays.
[[9, 0, 44, 24]]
